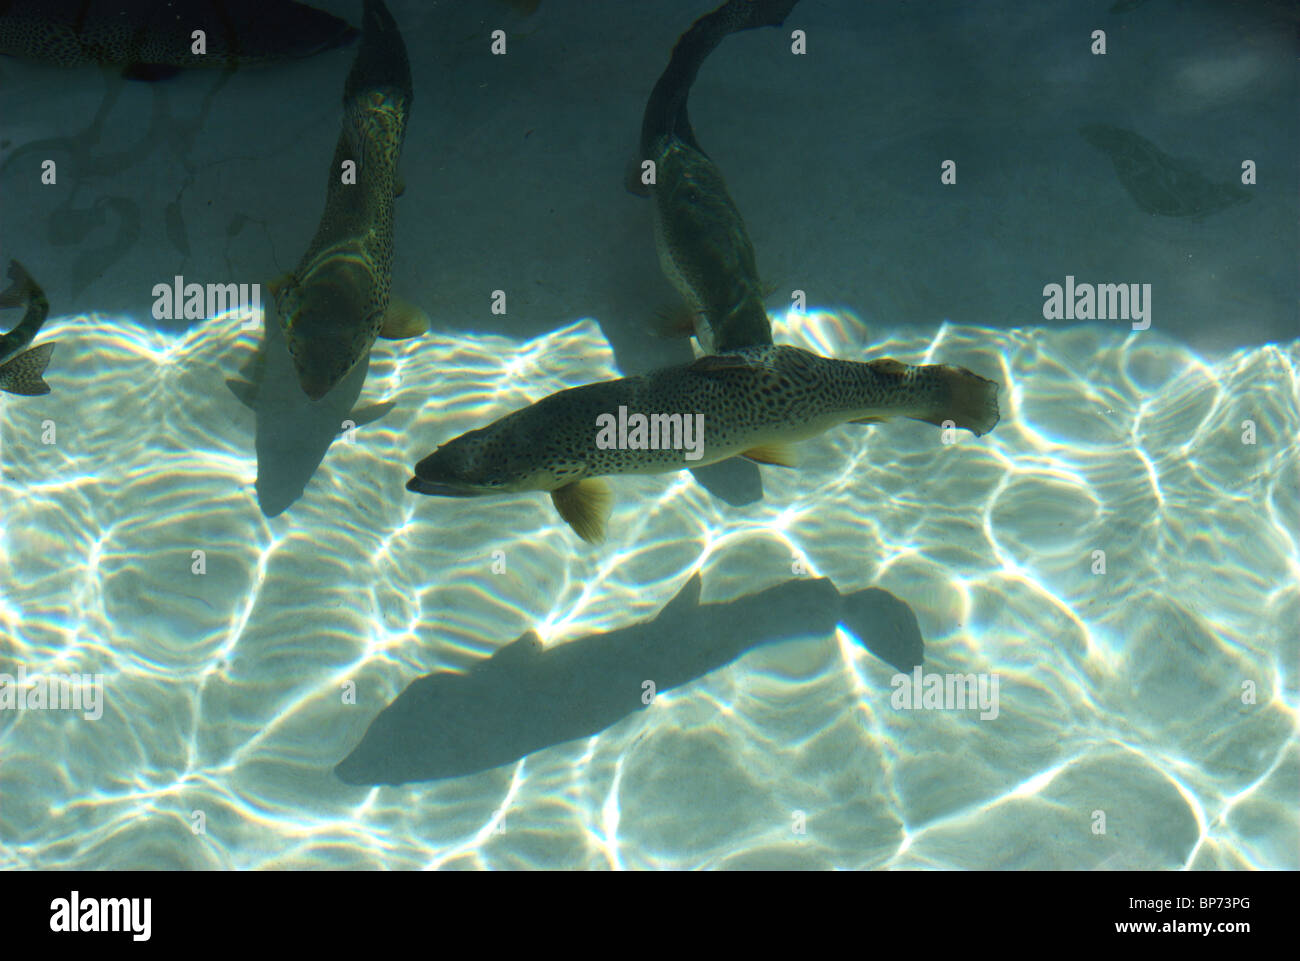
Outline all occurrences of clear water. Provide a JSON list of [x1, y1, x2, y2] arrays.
[[0, 0, 1296, 870]]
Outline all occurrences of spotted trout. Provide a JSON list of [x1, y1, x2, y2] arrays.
[[0, 0, 358, 80], [408, 346, 1000, 543], [276, 0, 415, 401], [0, 259, 55, 396], [635, 0, 800, 353]]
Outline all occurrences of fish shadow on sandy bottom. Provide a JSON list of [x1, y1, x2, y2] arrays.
[[336, 573, 922, 786]]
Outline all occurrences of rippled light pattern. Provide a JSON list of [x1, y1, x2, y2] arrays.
[[0, 307, 1295, 869]]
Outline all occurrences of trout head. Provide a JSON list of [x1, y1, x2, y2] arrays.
[[407, 416, 554, 497], [276, 264, 373, 401]]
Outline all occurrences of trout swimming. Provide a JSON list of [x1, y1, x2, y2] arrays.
[[276, 0, 416, 401], [408, 346, 1000, 543], [636, 0, 800, 353]]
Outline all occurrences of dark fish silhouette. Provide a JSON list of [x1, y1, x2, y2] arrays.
[[1080, 124, 1251, 218], [336, 573, 925, 785], [226, 309, 393, 517], [0, 0, 358, 80]]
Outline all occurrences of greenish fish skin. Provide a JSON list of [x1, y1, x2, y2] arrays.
[[638, 0, 800, 353], [408, 345, 1000, 538], [277, 0, 411, 401], [0, 0, 358, 76], [0, 259, 55, 396]]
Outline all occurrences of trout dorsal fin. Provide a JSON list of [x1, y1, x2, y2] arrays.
[[688, 353, 770, 377], [869, 358, 909, 376], [551, 478, 612, 544]]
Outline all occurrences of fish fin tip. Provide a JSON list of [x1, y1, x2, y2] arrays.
[[346, 400, 396, 427], [688, 353, 757, 375], [551, 478, 612, 544], [378, 296, 428, 340], [869, 357, 909, 376], [741, 443, 798, 468], [917, 366, 1001, 437], [0, 343, 55, 396], [650, 301, 697, 339]]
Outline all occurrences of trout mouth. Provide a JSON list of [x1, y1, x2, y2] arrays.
[[405, 476, 497, 497]]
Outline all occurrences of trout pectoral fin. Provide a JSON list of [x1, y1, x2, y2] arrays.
[[378, 296, 429, 339], [741, 443, 797, 468], [651, 300, 697, 338], [344, 401, 396, 427], [849, 415, 890, 425], [551, 478, 612, 544]]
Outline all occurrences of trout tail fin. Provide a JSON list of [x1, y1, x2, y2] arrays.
[[639, 0, 801, 157], [344, 0, 412, 109], [0, 342, 55, 396], [909, 364, 1001, 437]]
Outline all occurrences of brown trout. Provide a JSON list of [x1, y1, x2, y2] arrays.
[[276, 0, 415, 401], [636, 0, 800, 353], [408, 346, 1000, 543]]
